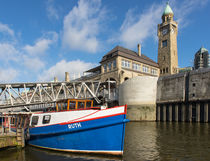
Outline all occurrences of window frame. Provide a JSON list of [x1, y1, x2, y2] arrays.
[[162, 40, 167, 48], [31, 116, 39, 126], [103, 64, 107, 72], [121, 59, 131, 68], [42, 115, 51, 124]]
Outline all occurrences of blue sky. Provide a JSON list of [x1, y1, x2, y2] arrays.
[[0, 0, 209, 82]]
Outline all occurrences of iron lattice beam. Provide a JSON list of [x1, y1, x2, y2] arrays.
[[0, 81, 103, 111]]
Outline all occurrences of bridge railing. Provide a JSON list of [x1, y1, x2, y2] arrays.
[[0, 80, 118, 112]]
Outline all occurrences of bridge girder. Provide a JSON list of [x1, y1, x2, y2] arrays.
[[0, 81, 107, 111]]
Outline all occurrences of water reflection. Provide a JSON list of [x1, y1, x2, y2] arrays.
[[0, 146, 121, 161], [1, 122, 210, 161], [123, 122, 210, 161], [123, 122, 160, 161]]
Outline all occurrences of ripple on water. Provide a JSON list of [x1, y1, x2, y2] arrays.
[[1, 122, 210, 161]]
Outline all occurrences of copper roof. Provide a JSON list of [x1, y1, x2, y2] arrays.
[[100, 46, 159, 68]]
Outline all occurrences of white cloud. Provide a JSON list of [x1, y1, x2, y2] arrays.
[[0, 23, 14, 37], [117, 0, 209, 49], [23, 56, 45, 72], [38, 59, 96, 81], [62, 0, 105, 53], [0, 68, 18, 82], [119, 4, 163, 49], [46, 0, 59, 20], [0, 43, 20, 62], [23, 31, 58, 56]]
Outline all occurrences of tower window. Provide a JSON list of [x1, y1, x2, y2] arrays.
[[162, 40, 167, 48]]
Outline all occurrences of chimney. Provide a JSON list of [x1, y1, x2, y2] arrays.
[[138, 44, 141, 56], [54, 77, 58, 82], [65, 72, 70, 82]]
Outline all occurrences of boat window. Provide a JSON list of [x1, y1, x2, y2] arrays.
[[78, 102, 85, 109], [69, 101, 76, 110], [86, 101, 92, 108], [31, 116, 39, 126], [42, 115, 51, 124], [57, 102, 68, 111], [62, 103, 68, 110]]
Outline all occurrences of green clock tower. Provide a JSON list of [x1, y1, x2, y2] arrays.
[[158, 2, 178, 76]]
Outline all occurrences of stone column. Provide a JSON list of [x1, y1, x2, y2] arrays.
[[196, 103, 200, 122], [188, 103, 192, 122], [162, 105, 166, 122], [181, 103, 186, 122], [65, 72, 70, 82], [54, 77, 58, 82], [175, 104, 179, 122], [168, 104, 172, 122], [156, 105, 160, 121], [204, 103, 208, 123]]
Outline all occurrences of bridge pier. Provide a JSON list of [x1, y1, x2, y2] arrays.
[[156, 101, 210, 123], [181, 103, 186, 122], [187, 103, 192, 122], [168, 104, 172, 122], [162, 105, 166, 122], [156, 105, 160, 121], [196, 103, 200, 122], [174, 104, 179, 122], [204, 102, 208, 122]]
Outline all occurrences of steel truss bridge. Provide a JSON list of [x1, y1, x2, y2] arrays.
[[0, 80, 117, 112]]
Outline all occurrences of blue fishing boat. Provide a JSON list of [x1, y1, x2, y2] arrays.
[[28, 99, 129, 155]]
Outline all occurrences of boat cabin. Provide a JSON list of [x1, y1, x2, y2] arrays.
[[56, 99, 94, 112]]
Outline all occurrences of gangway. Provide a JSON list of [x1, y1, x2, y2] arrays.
[[0, 80, 117, 112]]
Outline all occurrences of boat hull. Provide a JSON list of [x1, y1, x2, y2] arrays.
[[29, 113, 129, 155]]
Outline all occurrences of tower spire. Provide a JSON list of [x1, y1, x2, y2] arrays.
[[158, 2, 178, 76]]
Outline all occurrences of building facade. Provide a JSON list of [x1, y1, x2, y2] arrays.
[[194, 47, 210, 69], [158, 3, 178, 76], [83, 45, 159, 85]]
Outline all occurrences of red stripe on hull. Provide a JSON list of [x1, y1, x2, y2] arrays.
[[59, 112, 126, 125]]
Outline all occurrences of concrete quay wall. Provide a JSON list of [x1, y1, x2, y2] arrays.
[[157, 68, 210, 103], [157, 68, 210, 122], [119, 76, 158, 121], [156, 72, 186, 103]]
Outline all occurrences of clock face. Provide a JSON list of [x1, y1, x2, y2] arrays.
[[162, 29, 168, 35]]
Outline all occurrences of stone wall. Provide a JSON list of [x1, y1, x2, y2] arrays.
[[156, 72, 186, 103], [188, 68, 210, 101], [157, 68, 210, 103], [156, 68, 210, 123]]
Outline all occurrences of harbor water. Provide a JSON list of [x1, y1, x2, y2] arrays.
[[1, 122, 210, 161]]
